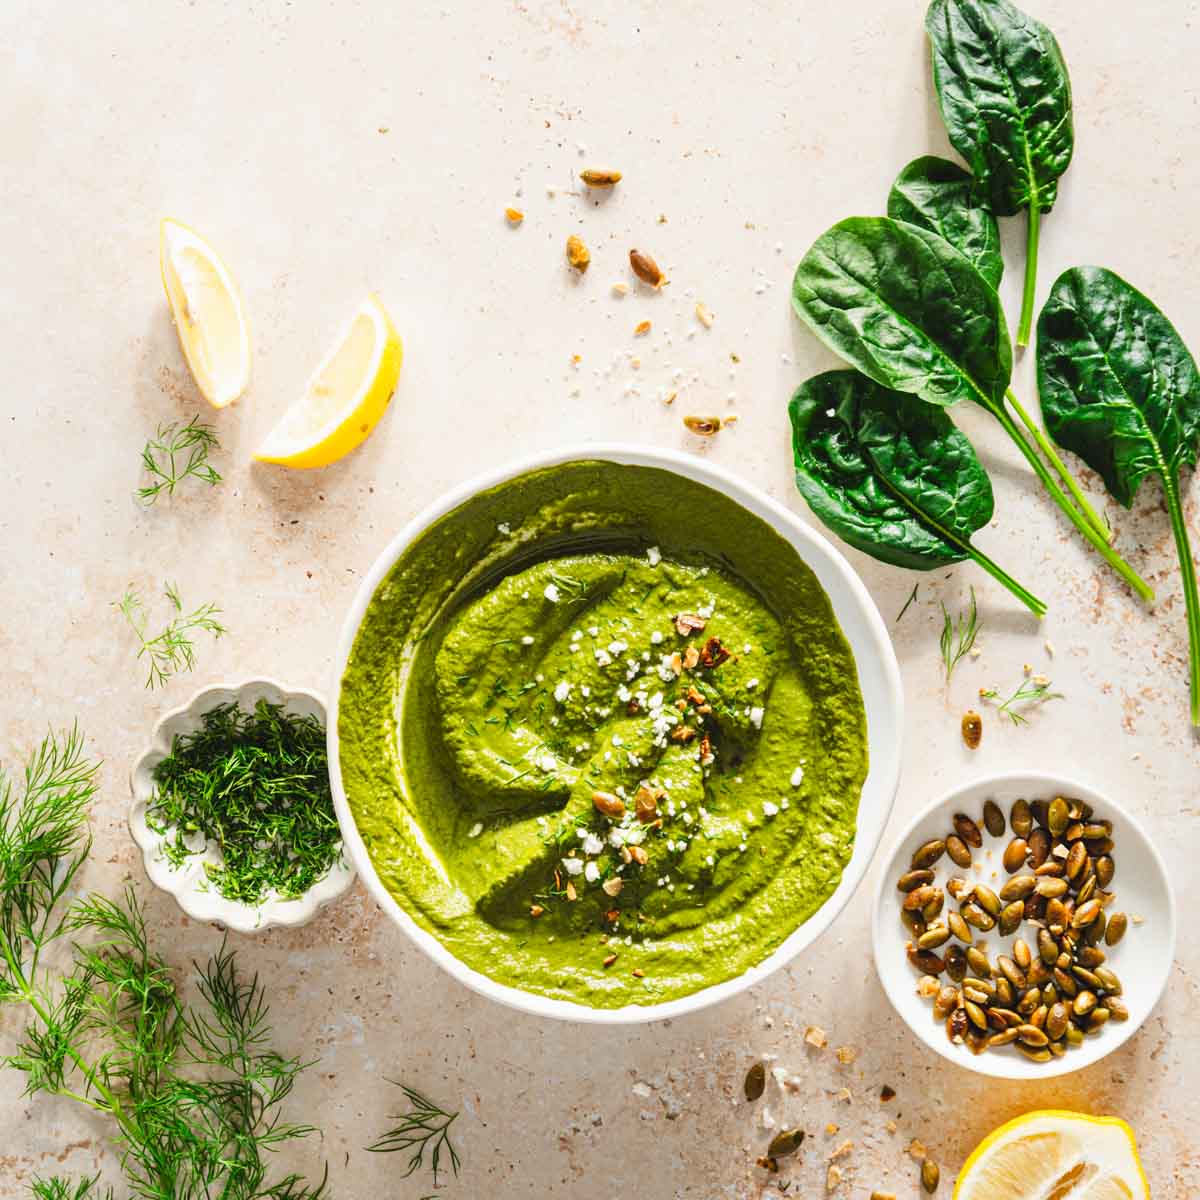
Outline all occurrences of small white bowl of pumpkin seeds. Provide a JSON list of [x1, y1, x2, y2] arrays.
[[871, 772, 1175, 1079]]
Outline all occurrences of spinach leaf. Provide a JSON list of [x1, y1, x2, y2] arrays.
[[888, 156, 1003, 289], [925, 0, 1073, 346], [1038, 266, 1200, 722], [790, 370, 1045, 614], [792, 217, 1153, 601]]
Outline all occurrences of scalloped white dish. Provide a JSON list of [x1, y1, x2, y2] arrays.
[[130, 678, 356, 933]]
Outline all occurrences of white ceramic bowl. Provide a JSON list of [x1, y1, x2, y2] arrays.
[[872, 772, 1176, 1079], [130, 678, 356, 932], [328, 445, 903, 1022]]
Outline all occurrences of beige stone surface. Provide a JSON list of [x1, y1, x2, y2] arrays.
[[2, 0, 1198, 1195]]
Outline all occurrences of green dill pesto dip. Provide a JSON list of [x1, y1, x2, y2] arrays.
[[337, 461, 868, 1008]]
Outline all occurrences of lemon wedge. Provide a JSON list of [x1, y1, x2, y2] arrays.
[[159, 219, 251, 408], [955, 1111, 1148, 1200], [254, 295, 402, 469]]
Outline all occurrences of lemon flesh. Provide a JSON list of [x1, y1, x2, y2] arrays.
[[254, 295, 402, 469], [159, 219, 251, 408], [955, 1111, 1148, 1200]]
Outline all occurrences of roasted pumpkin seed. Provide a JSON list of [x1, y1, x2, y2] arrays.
[[934, 985, 959, 1019], [911, 839, 947, 870], [1027, 828, 1051, 867], [744, 1061, 766, 1101], [954, 812, 984, 848], [1047, 797, 1070, 836], [903, 885, 936, 912], [1018, 1023, 1049, 1047], [945, 834, 972, 868], [1077, 945, 1107, 968], [961, 710, 983, 749], [947, 911, 973, 945], [767, 1128, 805, 1158], [908, 947, 945, 975], [946, 876, 971, 902], [961, 902, 995, 931], [1035, 876, 1069, 899], [1046, 1002, 1069, 1040], [944, 945, 967, 981], [897, 869, 935, 893], [1104, 912, 1128, 946], [1095, 855, 1115, 888], [1000, 874, 1037, 902], [964, 1000, 989, 1031], [921, 1158, 940, 1194], [998, 901, 1024, 936], [1012, 938, 1032, 971], [1002, 838, 1029, 873], [946, 1007, 969, 1042], [918, 924, 951, 950], [629, 248, 664, 287], [1089, 1006, 1111, 1028], [983, 799, 1006, 837], [1094, 966, 1122, 995], [1065, 841, 1088, 881], [973, 884, 1001, 917], [987, 1027, 1019, 1047], [1017, 1044, 1052, 1063], [965, 947, 992, 978], [1107, 997, 1130, 1022], [997, 955, 1026, 989], [1010, 798, 1033, 838], [1073, 990, 1098, 1017], [1072, 899, 1101, 928]]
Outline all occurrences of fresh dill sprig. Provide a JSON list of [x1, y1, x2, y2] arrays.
[[0, 729, 328, 1200], [29, 1179, 111, 1200], [939, 588, 980, 682], [116, 583, 225, 689], [147, 699, 341, 905], [137, 416, 222, 505], [367, 1082, 462, 1186], [980, 676, 1064, 726]]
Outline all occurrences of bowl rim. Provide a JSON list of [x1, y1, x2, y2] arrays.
[[870, 769, 1177, 1079], [129, 676, 356, 933], [327, 442, 904, 1023]]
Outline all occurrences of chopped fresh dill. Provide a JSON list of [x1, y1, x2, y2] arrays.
[[367, 1082, 461, 1185], [137, 415, 221, 504], [0, 728, 327, 1200], [980, 676, 1064, 726], [896, 583, 919, 623], [147, 699, 341, 905], [939, 587, 980, 682], [116, 583, 226, 689]]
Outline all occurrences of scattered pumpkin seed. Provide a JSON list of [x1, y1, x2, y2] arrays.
[[961, 710, 982, 749], [911, 839, 947, 870], [945, 834, 972, 868], [629, 247, 664, 287], [744, 1061, 766, 1102], [921, 1158, 940, 1194], [767, 1128, 805, 1158], [580, 168, 622, 187], [954, 812, 983, 848]]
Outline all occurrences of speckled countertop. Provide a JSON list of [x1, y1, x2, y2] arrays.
[[2, 1, 1197, 1195]]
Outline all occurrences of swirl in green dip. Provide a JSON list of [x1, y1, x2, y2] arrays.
[[338, 461, 868, 1008]]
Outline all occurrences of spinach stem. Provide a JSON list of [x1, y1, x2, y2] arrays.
[[1004, 389, 1112, 541], [991, 405, 1155, 602], [1017, 200, 1040, 348], [1163, 473, 1200, 725], [874, 471, 1046, 616]]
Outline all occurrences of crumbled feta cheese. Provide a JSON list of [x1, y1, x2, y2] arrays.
[[521, 635, 535, 645], [467, 822, 483, 838], [580, 685, 590, 697], [497, 522, 511, 534], [790, 765, 804, 787], [538, 754, 556, 772], [582, 833, 604, 856], [571, 630, 582, 642], [749, 706, 764, 729], [554, 681, 571, 703], [584, 861, 600, 883], [543, 583, 560, 603], [594, 649, 613, 667], [588, 625, 600, 637], [746, 678, 759, 690], [762, 800, 779, 817], [608, 639, 629, 655], [562, 857, 584, 876], [646, 545, 662, 567], [617, 685, 632, 703], [612, 734, 624, 746], [650, 630, 664, 645], [648, 692, 664, 710]]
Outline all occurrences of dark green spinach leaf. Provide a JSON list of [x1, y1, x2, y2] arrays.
[[1038, 266, 1200, 722], [792, 217, 1152, 600], [790, 370, 1045, 614], [888, 156, 1003, 289], [925, 0, 1074, 345]]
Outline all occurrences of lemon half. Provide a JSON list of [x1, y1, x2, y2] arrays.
[[159, 219, 251, 408], [955, 1110, 1149, 1200], [254, 295, 402, 469]]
